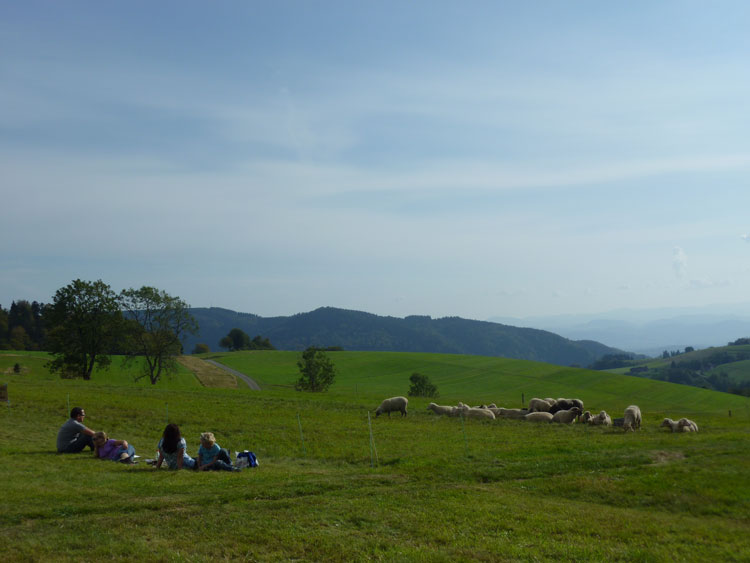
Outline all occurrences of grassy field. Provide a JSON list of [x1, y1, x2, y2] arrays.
[[2, 350, 750, 561]]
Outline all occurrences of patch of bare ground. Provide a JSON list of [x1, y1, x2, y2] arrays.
[[649, 450, 685, 465], [176, 356, 238, 388]]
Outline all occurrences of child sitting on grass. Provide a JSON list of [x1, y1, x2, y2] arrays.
[[197, 432, 238, 471], [93, 431, 136, 464]]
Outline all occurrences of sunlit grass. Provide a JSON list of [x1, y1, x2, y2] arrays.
[[1, 351, 749, 560]]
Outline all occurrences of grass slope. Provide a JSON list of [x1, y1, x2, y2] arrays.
[[1, 351, 749, 561]]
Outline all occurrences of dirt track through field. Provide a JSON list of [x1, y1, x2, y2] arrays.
[[204, 359, 262, 390]]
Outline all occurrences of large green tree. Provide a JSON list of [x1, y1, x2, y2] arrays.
[[295, 347, 336, 392], [46, 279, 122, 380], [120, 286, 198, 385], [220, 329, 275, 352], [220, 328, 251, 351]]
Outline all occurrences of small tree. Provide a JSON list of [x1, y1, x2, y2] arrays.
[[120, 286, 198, 385], [192, 343, 210, 354], [295, 347, 336, 392], [408, 372, 439, 398], [46, 279, 123, 380]]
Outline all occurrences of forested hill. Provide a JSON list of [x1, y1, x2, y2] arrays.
[[186, 307, 623, 367]]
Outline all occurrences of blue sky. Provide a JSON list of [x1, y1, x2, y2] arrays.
[[2, 1, 750, 320]]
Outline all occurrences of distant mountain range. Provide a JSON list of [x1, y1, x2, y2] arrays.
[[184, 307, 623, 367], [489, 303, 750, 356]]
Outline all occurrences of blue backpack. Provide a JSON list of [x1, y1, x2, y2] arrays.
[[236, 450, 258, 468]]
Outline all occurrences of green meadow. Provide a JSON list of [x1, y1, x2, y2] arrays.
[[2, 350, 750, 561]]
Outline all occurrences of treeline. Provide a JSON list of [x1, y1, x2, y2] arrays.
[[0, 300, 47, 350], [635, 350, 750, 397], [3, 280, 197, 385]]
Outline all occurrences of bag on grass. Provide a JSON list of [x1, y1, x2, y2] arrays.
[[235, 450, 259, 468]]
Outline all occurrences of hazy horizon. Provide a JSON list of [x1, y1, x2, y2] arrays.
[[3, 2, 750, 321]]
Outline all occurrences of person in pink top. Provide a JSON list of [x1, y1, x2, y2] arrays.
[[92, 431, 136, 464]]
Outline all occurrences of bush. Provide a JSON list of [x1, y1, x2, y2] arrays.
[[408, 372, 439, 398]]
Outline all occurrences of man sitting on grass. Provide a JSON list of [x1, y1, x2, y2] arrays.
[[56, 407, 96, 453]]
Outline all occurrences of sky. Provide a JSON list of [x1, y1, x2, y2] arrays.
[[2, 1, 750, 321]]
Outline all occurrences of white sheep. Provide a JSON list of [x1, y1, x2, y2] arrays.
[[524, 412, 553, 423], [528, 398, 552, 412], [468, 407, 495, 420], [491, 407, 529, 419], [452, 404, 496, 420], [580, 410, 593, 424], [679, 418, 699, 432], [375, 396, 408, 417], [661, 417, 698, 432], [623, 405, 641, 431], [426, 402, 454, 416], [552, 407, 582, 424], [589, 411, 612, 426]]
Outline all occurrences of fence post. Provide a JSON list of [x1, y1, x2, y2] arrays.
[[461, 412, 469, 458], [297, 413, 307, 457], [367, 411, 378, 468]]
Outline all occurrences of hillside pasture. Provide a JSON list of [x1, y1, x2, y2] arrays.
[[1, 351, 750, 561]]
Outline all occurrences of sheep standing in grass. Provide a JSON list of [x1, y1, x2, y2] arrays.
[[623, 405, 641, 431], [589, 411, 612, 426], [552, 407, 582, 424], [525, 412, 553, 423], [427, 402, 454, 416], [528, 398, 552, 412], [375, 396, 408, 417]]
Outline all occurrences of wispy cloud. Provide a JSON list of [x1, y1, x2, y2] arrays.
[[673, 247, 688, 279]]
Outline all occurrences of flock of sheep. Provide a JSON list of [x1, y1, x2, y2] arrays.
[[374, 396, 699, 433]]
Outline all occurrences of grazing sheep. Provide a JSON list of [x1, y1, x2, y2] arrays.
[[679, 418, 699, 432], [623, 405, 642, 431], [551, 407, 582, 424], [491, 407, 529, 419], [589, 410, 612, 426], [528, 398, 552, 412], [525, 412, 554, 423], [662, 417, 698, 432], [375, 396, 408, 417], [427, 402, 454, 416], [580, 410, 593, 424]]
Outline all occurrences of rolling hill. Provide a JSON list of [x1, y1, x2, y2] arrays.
[[184, 306, 623, 367]]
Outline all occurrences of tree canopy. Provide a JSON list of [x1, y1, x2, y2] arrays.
[[45, 279, 123, 380], [120, 286, 197, 385], [295, 347, 336, 392], [219, 328, 275, 352]]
